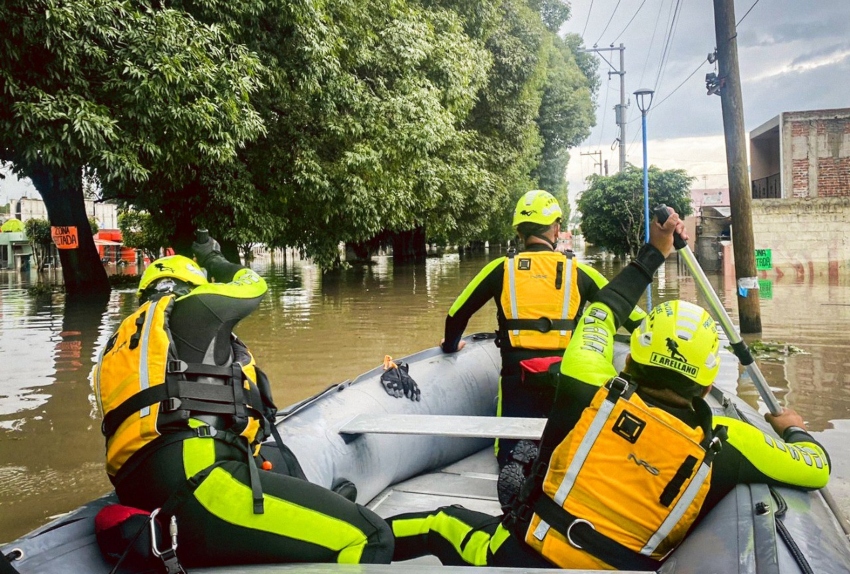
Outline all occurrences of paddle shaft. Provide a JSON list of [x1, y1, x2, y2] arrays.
[[654, 206, 782, 415]]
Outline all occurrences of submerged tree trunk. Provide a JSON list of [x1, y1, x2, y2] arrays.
[[28, 164, 110, 296]]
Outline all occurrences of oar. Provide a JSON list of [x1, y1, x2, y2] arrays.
[[655, 205, 850, 534], [654, 205, 781, 414]]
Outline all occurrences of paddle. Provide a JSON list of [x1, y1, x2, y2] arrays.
[[655, 205, 850, 534], [653, 205, 782, 414]]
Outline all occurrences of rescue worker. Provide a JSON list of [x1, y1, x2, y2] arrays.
[[389, 208, 830, 569], [441, 189, 645, 468], [93, 238, 393, 568]]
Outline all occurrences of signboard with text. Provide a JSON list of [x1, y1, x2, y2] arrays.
[[51, 226, 79, 250], [755, 249, 772, 271], [758, 279, 773, 300]]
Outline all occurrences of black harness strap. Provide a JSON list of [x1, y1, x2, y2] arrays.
[[501, 318, 576, 334], [532, 494, 662, 572]]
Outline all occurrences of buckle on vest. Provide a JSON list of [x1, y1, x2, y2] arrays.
[[160, 398, 182, 413], [195, 425, 217, 438], [167, 360, 188, 374], [536, 317, 553, 333], [566, 518, 596, 549]]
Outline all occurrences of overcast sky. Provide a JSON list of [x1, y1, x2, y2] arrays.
[[565, 0, 850, 205]]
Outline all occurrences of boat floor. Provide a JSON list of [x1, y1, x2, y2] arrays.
[[196, 447, 632, 573]]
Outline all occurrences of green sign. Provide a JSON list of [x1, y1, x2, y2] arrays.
[[758, 279, 773, 300], [755, 249, 772, 270]]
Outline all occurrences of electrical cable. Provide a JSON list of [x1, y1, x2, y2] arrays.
[[594, 0, 623, 46], [612, 0, 649, 43], [581, 0, 595, 40], [653, 0, 684, 94], [737, 0, 762, 26]]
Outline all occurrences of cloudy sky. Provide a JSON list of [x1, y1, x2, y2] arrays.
[[565, 0, 850, 204]]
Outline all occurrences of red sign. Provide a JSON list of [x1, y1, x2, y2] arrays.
[[51, 226, 79, 249]]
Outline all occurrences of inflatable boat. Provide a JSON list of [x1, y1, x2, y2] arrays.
[[3, 333, 850, 573]]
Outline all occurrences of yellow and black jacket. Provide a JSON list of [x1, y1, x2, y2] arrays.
[[94, 294, 266, 478], [442, 244, 645, 375], [508, 245, 831, 570]]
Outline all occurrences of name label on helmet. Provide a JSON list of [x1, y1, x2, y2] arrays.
[[649, 352, 699, 378]]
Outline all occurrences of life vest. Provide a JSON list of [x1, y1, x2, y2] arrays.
[[93, 294, 266, 478], [517, 377, 724, 571], [499, 250, 581, 350]]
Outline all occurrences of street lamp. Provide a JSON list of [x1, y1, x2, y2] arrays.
[[634, 87, 655, 308]]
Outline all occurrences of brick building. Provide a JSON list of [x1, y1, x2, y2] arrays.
[[749, 108, 850, 280], [750, 108, 850, 199]]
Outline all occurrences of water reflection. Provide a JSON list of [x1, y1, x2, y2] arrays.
[[1, 248, 849, 543]]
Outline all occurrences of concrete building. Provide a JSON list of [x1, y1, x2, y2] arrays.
[[11, 197, 119, 229], [749, 108, 850, 281], [750, 108, 850, 199]]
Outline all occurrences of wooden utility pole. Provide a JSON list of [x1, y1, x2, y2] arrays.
[[713, 0, 762, 333]]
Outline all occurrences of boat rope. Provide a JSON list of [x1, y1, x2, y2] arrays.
[[0, 550, 22, 574], [770, 487, 815, 574]]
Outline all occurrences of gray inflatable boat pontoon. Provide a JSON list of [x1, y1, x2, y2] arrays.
[[3, 333, 850, 573]]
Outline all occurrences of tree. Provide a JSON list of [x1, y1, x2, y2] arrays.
[[24, 218, 52, 271], [0, 0, 265, 295], [117, 210, 168, 263], [578, 165, 694, 258]]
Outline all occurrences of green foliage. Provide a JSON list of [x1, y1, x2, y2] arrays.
[[24, 217, 53, 270], [117, 210, 167, 261], [88, 216, 98, 235], [3, 0, 598, 268], [578, 165, 694, 258], [0, 0, 266, 185]]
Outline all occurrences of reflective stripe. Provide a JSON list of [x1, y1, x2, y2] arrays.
[[553, 395, 617, 506], [534, 393, 618, 540], [641, 460, 711, 555], [93, 346, 106, 417], [139, 298, 162, 418], [507, 255, 519, 336], [559, 256, 574, 336]]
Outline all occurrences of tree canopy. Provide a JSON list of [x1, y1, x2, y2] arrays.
[[3, 0, 599, 278], [578, 165, 694, 258], [115, 0, 598, 266], [0, 0, 265, 293]]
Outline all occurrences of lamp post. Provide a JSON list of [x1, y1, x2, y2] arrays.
[[634, 87, 655, 308]]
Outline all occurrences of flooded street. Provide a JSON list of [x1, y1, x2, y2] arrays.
[[1, 247, 849, 544]]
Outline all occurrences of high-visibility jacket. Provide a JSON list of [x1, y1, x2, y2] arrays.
[[520, 377, 723, 571], [499, 250, 581, 350], [93, 294, 266, 478]]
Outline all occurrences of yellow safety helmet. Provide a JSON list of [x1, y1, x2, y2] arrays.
[[137, 255, 208, 301], [512, 190, 563, 228], [629, 300, 720, 387]]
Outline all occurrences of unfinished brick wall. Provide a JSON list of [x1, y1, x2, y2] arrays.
[[786, 111, 850, 198]]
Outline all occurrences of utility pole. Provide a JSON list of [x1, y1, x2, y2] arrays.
[[712, 0, 762, 333], [581, 150, 603, 175], [583, 44, 627, 172]]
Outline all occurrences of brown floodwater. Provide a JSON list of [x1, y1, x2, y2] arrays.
[[1, 246, 849, 544]]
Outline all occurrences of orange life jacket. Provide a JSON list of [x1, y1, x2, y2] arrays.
[[499, 250, 581, 350], [517, 377, 723, 570], [93, 294, 265, 477]]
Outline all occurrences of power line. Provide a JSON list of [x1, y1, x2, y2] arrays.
[[581, 0, 595, 39], [612, 0, 649, 43], [652, 0, 684, 93], [653, 58, 708, 110], [594, 0, 623, 46], [737, 0, 761, 26]]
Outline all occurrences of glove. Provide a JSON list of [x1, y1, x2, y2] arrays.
[[191, 236, 221, 267], [380, 361, 421, 401]]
